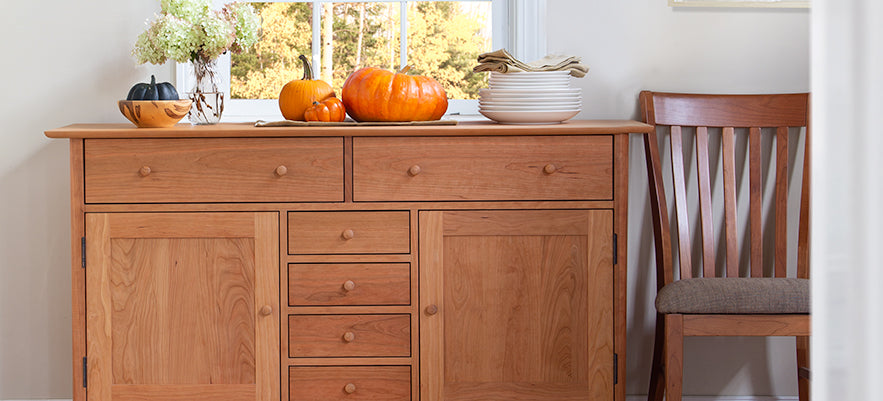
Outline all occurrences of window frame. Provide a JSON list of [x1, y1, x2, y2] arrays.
[[177, 0, 546, 122]]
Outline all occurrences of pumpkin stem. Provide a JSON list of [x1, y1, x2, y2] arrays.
[[398, 65, 412, 74], [299, 55, 314, 80]]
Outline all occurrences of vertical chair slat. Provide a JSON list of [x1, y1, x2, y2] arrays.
[[775, 126, 789, 277], [722, 127, 739, 277], [670, 126, 694, 279], [695, 127, 716, 278], [749, 128, 763, 277], [797, 124, 811, 280], [644, 131, 675, 288]]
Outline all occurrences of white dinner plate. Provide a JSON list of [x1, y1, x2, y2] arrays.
[[479, 88, 582, 97], [480, 109, 580, 124], [489, 82, 572, 88], [479, 95, 583, 103], [490, 71, 571, 78], [479, 105, 581, 111], [490, 78, 570, 85], [489, 76, 571, 84], [480, 101, 581, 108]]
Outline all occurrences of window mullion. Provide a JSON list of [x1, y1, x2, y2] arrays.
[[312, 1, 322, 77], [400, 1, 408, 70]]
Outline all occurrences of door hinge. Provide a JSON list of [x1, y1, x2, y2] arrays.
[[81, 237, 86, 269], [614, 353, 618, 385], [82, 357, 87, 388], [613, 234, 618, 265]]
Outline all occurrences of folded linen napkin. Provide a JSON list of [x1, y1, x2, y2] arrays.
[[473, 49, 589, 78]]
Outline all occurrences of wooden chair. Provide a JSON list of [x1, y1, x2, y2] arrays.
[[639, 91, 811, 401]]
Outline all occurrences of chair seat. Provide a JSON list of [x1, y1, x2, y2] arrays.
[[655, 277, 810, 314]]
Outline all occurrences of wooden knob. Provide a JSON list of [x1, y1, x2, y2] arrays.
[[425, 304, 439, 316], [259, 305, 273, 316], [543, 164, 557, 175], [342, 229, 355, 240], [274, 165, 288, 177], [344, 383, 357, 394], [343, 332, 356, 343], [408, 165, 422, 177], [139, 166, 151, 177], [343, 280, 356, 291]]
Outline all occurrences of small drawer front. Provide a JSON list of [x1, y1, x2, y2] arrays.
[[352, 135, 613, 201], [289, 263, 410, 306], [290, 366, 411, 401], [288, 211, 410, 254], [289, 314, 411, 357], [84, 138, 343, 203]]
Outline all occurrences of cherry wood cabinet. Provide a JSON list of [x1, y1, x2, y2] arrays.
[[47, 120, 651, 401]]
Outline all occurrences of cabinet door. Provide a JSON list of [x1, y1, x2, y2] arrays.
[[419, 210, 613, 401], [85, 212, 279, 401]]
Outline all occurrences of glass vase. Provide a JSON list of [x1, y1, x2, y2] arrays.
[[187, 58, 225, 125]]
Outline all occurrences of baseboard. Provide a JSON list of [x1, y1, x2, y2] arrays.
[[626, 397, 798, 401]]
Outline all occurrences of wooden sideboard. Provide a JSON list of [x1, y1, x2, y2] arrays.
[[46, 120, 652, 401]]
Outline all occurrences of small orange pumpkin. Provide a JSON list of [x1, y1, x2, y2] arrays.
[[304, 97, 347, 122], [341, 65, 447, 122], [278, 55, 335, 121]]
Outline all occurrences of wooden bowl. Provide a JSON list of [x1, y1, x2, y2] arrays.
[[118, 99, 192, 128]]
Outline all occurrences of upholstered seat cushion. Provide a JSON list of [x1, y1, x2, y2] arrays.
[[655, 277, 810, 314]]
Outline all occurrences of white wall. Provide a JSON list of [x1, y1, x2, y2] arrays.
[[0, 1, 172, 398], [0, 0, 808, 399], [546, 1, 809, 397]]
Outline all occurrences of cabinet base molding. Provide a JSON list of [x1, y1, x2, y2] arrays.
[[626, 396, 798, 401]]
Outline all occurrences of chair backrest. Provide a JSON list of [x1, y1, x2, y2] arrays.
[[639, 91, 810, 290]]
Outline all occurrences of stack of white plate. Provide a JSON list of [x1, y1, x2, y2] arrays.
[[479, 71, 581, 124]]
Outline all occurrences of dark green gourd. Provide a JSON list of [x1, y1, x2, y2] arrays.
[[126, 75, 179, 101]]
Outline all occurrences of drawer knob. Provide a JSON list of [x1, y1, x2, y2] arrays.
[[139, 166, 151, 177], [259, 305, 273, 316], [343, 331, 356, 343], [543, 164, 557, 175], [344, 383, 357, 394], [274, 165, 288, 177], [343, 280, 356, 292], [425, 304, 439, 316], [341, 229, 355, 240], [408, 165, 422, 177]]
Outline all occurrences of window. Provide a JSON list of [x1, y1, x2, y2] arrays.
[[178, 0, 546, 121]]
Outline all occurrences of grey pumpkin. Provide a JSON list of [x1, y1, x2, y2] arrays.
[[126, 75, 179, 101]]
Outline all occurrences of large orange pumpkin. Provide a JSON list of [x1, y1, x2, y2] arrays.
[[304, 97, 346, 122], [279, 55, 335, 121], [341, 66, 448, 122]]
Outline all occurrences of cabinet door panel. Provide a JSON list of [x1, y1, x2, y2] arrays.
[[420, 210, 613, 401], [86, 212, 279, 401]]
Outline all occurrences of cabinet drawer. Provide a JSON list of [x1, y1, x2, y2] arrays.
[[290, 366, 410, 401], [289, 263, 410, 306], [352, 135, 613, 201], [84, 138, 343, 203], [288, 211, 410, 254], [289, 314, 410, 357]]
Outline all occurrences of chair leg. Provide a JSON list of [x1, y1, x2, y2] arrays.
[[664, 314, 684, 401], [647, 313, 666, 401], [796, 335, 810, 401]]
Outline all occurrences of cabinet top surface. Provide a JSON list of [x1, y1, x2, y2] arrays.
[[45, 120, 652, 139]]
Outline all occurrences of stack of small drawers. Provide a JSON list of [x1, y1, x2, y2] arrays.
[[287, 210, 414, 400]]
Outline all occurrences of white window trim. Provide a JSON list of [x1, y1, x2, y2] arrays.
[[177, 0, 546, 122]]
